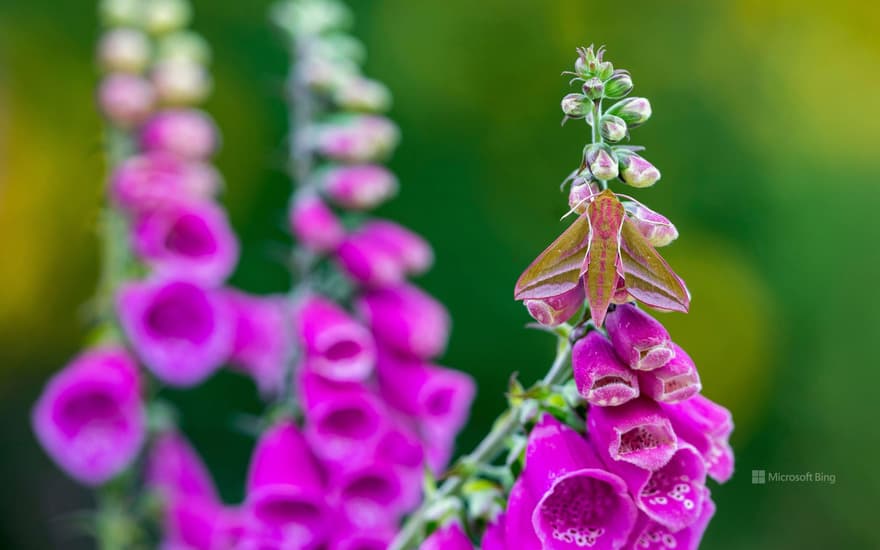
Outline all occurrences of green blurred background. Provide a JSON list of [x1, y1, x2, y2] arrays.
[[1, 0, 878, 548]]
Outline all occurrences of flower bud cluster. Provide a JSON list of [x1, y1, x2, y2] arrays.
[[561, 45, 661, 191]]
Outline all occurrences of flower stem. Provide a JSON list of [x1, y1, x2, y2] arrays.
[[389, 335, 573, 550]]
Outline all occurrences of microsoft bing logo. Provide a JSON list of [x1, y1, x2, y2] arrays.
[[751, 470, 766, 484]]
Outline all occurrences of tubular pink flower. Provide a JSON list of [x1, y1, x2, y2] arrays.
[[661, 395, 734, 483], [357, 283, 450, 360], [587, 397, 678, 471], [330, 460, 409, 529], [638, 343, 701, 403], [625, 488, 715, 550], [421, 522, 472, 550], [31, 347, 145, 486], [312, 115, 399, 163], [131, 200, 239, 285], [598, 443, 707, 532], [524, 284, 585, 327], [111, 152, 219, 213], [376, 350, 475, 438], [330, 523, 396, 550], [293, 294, 376, 381], [117, 278, 233, 387], [335, 230, 408, 288], [98, 73, 155, 127], [224, 290, 289, 395], [161, 495, 224, 550], [146, 431, 219, 503], [572, 331, 639, 407], [604, 303, 674, 371], [321, 164, 399, 210], [289, 193, 345, 254], [140, 108, 219, 160], [358, 220, 433, 275], [245, 421, 329, 549], [625, 203, 678, 247], [482, 513, 507, 550], [505, 478, 542, 550], [524, 415, 637, 550], [298, 371, 387, 466]]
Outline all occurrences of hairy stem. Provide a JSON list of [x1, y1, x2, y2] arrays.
[[390, 335, 573, 550]]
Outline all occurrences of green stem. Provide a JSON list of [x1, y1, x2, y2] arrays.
[[389, 336, 573, 550], [591, 99, 609, 191]]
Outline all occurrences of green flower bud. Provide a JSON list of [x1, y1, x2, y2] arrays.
[[156, 31, 212, 65], [582, 77, 604, 100], [597, 61, 614, 81], [144, 0, 192, 34], [600, 114, 628, 142], [606, 97, 652, 127], [561, 93, 590, 118], [99, 0, 143, 27], [604, 70, 633, 100]]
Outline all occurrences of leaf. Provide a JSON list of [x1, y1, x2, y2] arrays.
[[582, 189, 625, 326], [514, 214, 591, 300], [619, 218, 690, 312]]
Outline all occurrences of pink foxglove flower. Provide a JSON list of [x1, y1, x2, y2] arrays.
[[597, 442, 708, 532], [420, 523, 472, 550], [321, 164, 399, 210], [140, 108, 219, 160], [624, 202, 678, 247], [146, 431, 219, 502], [357, 283, 450, 360], [604, 303, 674, 371], [298, 372, 387, 466], [293, 294, 376, 382], [573, 330, 639, 407], [357, 220, 433, 275], [111, 152, 219, 213], [224, 290, 290, 395], [505, 478, 542, 550], [288, 193, 346, 254], [131, 200, 239, 285], [587, 397, 678, 472], [245, 421, 329, 549], [637, 343, 701, 403], [661, 396, 734, 483], [312, 115, 400, 163], [481, 513, 507, 550], [625, 489, 715, 550], [98, 73, 155, 127], [32, 347, 145, 485], [524, 415, 637, 550], [330, 459, 409, 529], [524, 284, 585, 327], [336, 230, 408, 288], [117, 278, 233, 386]]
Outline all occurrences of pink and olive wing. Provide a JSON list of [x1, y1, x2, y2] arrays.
[[582, 189, 625, 326], [514, 214, 591, 300], [619, 218, 690, 312]]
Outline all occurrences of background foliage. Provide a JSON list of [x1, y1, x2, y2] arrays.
[[1, 0, 878, 548]]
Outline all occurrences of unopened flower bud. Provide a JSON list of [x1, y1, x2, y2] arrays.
[[597, 61, 614, 80], [607, 97, 652, 127], [582, 77, 605, 100], [145, 0, 192, 34], [321, 164, 398, 210], [524, 283, 584, 326], [289, 193, 345, 253], [334, 76, 392, 112], [152, 60, 212, 105], [98, 73, 155, 127], [619, 152, 661, 188], [98, 29, 151, 73], [561, 93, 590, 119], [568, 179, 599, 214], [586, 145, 619, 181], [600, 114, 627, 142], [625, 202, 678, 246], [156, 31, 212, 65], [140, 109, 219, 160], [604, 70, 633, 99], [99, 0, 143, 26]]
